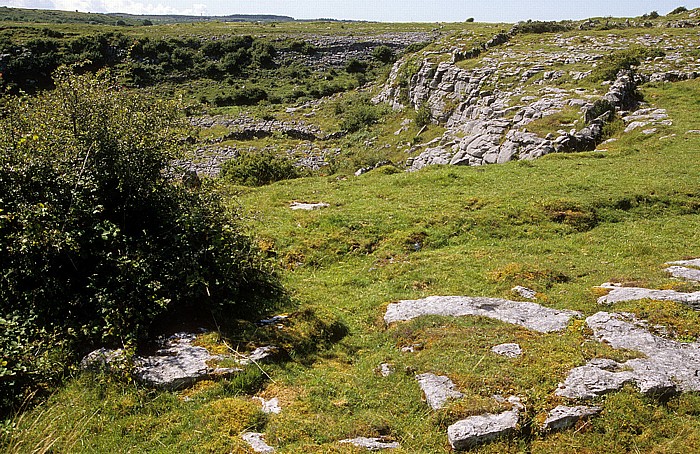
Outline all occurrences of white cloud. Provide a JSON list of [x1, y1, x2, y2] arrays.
[[5, 0, 208, 15]]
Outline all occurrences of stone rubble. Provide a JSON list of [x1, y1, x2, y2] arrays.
[[339, 437, 400, 451], [415, 373, 464, 410], [491, 343, 522, 358], [542, 405, 602, 431], [384, 296, 580, 333], [556, 311, 700, 399], [242, 432, 275, 453]]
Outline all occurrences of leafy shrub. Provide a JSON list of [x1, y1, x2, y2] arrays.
[[415, 103, 432, 127], [512, 20, 572, 34], [345, 58, 368, 74], [220, 150, 300, 186], [585, 99, 615, 123], [0, 67, 283, 414], [642, 11, 661, 19], [213, 87, 268, 106], [372, 45, 396, 64], [337, 96, 386, 132], [590, 47, 665, 82], [669, 6, 688, 15]]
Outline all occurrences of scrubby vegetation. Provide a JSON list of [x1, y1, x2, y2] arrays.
[[0, 67, 283, 414]]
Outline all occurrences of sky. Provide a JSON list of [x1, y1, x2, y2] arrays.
[[2, 0, 699, 23]]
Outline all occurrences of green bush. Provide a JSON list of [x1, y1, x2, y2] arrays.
[[220, 150, 301, 186], [0, 67, 283, 414], [590, 47, 665, 82], [372, 45, 396, 64], [345, 58, 368, 74], [339, 100, 384, 132], [669, 6, 688, 15], [415, 103, 432, 127]]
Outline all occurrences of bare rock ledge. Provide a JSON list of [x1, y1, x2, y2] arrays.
[[384, 296, 580, 333]]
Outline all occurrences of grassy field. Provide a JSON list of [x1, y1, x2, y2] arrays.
[[4, 69, 700, 452]]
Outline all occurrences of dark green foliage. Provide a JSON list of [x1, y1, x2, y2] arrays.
[[642, 11, 661, 19], [372, 45, 396, 63], [512, 20, 572, 34], [213, 87, 268, 106], [590, 47, 665, 82], [0, 68, 283, 414], [466, 17, 475, 23], [669, 6, 688, 15], [415, 103, 432, 127], [220, 150, 301, 186], [345, 58, 368, 74], [336, 95, 386, 132], [403, 42, 430, 54], [585, 99, 615, 122]]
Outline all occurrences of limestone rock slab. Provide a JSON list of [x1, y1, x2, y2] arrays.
[[290, 202, 329, 211], [416, 373, 464, 410], [542, 405, 602, 431], [597, 284, 700, 308], [666, 266, 700, 283], [491, 343, 522, 358], [385, 296, 580, 333], [448, 410, 519, 450], [242, 432, 275, 453], [339, 437, 400, 450]]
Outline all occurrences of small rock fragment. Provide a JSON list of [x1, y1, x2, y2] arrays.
[[238, 346, 281, 365], [253, 396, 282, 414], [242, 432, 275, 453], [491, 343, 522, 358], [511, 286, 537, 300], [416, 373, 464, 410], [542, 405, 602, 431], [447, 410, 519, 450], [379, 363, 395, 377], [339, 437, 400, 450], [290, 202, 330, 211]]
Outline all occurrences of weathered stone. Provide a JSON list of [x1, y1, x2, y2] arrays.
[[253, 396, 282, 414], [242, 432, 275, 453], [290, 202, 330, 211], [379, 363, 395, 377], [415, 373, 464, 410], [384, 296, 580, 333], [80, 347, 129, 372], [133, 333, 241, 390], [237, 345, 282, 365], [511, 286, 537, 300], [447, 410, 519, 450], [557, 312, 700, 399], [542, 405, 602, 431], [666, 265, 700, 282], [667, 258, 700, 268], [339, 437, 400, 450], [491, 343, 522, 358], [597, 283, 700, 308]]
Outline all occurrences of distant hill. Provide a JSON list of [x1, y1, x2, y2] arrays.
[[108, 13, 295, 24], [0, 6, 295, 25]]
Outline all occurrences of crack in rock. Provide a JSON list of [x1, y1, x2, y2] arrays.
[[556, 312, 700, 399], [384, 296, 580, 333]]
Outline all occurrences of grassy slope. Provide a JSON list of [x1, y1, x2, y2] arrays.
[[4, 18, 700, 454]]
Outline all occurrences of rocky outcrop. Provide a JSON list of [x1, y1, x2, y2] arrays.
[[597, 283, 700, 308], [556, 311, 700, 399], [384, 296, 580, 333]]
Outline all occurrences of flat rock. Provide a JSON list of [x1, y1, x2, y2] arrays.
[[597, 284, 700, 308], [237, 345, 281, 365], [242, 432, 275, 453], [667, 258, 700, 268], [379, 363, 395, 377], [416, 373, 464, 410], [339, 437, 400, 450], [542, 405, 602, 431], [447, 410, 519, 450], [133, 333, 241, 390], [290, 202, 330, 211], [556, 312, 700, 399], [666, 266, 700, 282], [384, 296, 580, 333], [491, 343, 522, 358]]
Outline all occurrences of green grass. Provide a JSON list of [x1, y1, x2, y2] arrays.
[[4, 20, 700, 454]]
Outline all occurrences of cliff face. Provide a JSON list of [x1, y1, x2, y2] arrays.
[[375, 25, 700, 170]]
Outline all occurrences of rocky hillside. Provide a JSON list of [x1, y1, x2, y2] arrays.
[[374, 17, 700, 169]]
